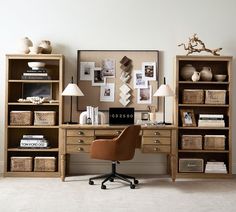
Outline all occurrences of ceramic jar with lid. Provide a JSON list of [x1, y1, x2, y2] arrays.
[[200, 67, 213, 81], [180, 64, 196, 81]]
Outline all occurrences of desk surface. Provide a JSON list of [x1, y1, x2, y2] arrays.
[[60, 124, 177, 130]]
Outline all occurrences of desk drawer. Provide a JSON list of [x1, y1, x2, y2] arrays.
[[142, 130, 171, 137], [142, 137, 170, 145], [66, 130, 94, 137], [95, 129, 123, 136], [67, 136, 94, 145], [142, 145, 170, 153], [66, 145, 90, 153]]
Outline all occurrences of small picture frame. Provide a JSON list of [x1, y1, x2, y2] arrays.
[[92, 67, 105, 86], [180, 109, 196, 127], [80, 62, 95, 80], [137, 86, 152, 104], [100, 83, 115, 102], [142, 62, 157, 81]]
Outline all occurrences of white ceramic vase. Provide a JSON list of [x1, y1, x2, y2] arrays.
[[19, 37, 33, 54], [191, 71, 200, 82]]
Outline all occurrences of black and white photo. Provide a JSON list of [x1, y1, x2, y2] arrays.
[[80, 62, 95, 80], [133, 70, 148, 88], [100, 83, 115, 102], [102, 59, 116, 78], [92, 67, 105, 86], [142, 62, 156, 81]]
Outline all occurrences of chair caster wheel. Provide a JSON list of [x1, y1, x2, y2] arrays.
[[134, 179, 139, 184], [109, 178, 114, 182], [130, 184, 135, 189], [101, 184, 106, 189], [89, 180, 94, 185]]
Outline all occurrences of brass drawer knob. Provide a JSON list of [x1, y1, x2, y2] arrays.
[[154, 132, 160, 135], [154, 147, 160, 151], [78, 147, 84, 151], [116, 130, 121, 135], [154, 140, 160, 144], [78, 139, 84, 143], [78, 131, 84, 135]]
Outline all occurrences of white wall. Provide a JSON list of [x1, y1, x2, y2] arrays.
[[0, 0, 236, 174]]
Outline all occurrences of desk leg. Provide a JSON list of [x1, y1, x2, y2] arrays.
[[170, 154, 176, 182], [61, 154, 66, 182]]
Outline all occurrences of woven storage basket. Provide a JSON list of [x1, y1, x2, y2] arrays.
[[181, 135, 202, 150], [179, 158, 204, 173], [10, 157, 33, 172], [34, 157, 56, 172], [204, 135, 226, 150], [183, 89, 204, 104], [205, 90, 226, 104], [10, 111, 32, 126], [34, 111, 56, 126]]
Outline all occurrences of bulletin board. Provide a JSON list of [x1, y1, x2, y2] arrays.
[[77, 50, 159, 111]]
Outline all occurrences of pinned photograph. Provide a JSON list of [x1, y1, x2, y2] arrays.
[[80, 62, 95, 80], [102, 59, 116, 78], [92, 67, 105, 86], [133, 70, 148, 88], [142, 62, 157, 81], [137, 86, 152, 104], [100, 83, 115, 102]]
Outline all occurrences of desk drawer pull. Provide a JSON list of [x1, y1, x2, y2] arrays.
[[116, 130, 121, 135], [154, 147, 160, 151], [77, 131, 84, 135], [154, 140, 160, 144], [78, 139, 84, 143], [154, 132, 160, 135], [77, 147, 84, 151]]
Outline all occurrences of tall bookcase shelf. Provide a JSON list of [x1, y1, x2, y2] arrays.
[[5, 54, 64, 177], [175, 55, 232, 178]]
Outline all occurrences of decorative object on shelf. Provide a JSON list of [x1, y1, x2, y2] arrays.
[[18, 37, 33, 54], [29, 46, 43, 54], [10, 111, 32, 126], [214, 74, 227, 82], [79, 110, 105, 125], [200, 66, 213, 81], [34, 111, 56, 126], [180, 109, 196, 127], [191, 71, 200, 82], [182, 89, 204, 104], [39, 40, 52, 54], [26, 97, 47, 104], [62, 76, 84, 124], [28, 62, 46, 69], [205, 90, 226, 104], [180, 64, 196, 81], [178, 33, 222, 56], [153, 77, 174, 125]]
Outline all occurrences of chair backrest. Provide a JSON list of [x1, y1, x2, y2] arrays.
[[115, 125, 141, 161]]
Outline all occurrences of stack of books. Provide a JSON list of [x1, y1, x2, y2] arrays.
[[205, 161, 227, 174], [20, 135, 49, 148], [198, 114, 225, 127], [86, 106, 98, 125], [21, 68, 51, 80]]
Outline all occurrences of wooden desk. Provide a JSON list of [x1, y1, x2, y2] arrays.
[[60, 124, 177, 181]]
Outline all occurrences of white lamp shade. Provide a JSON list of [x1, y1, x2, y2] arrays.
[[62, 83, 84, 96], [153, 84, 174, 97]]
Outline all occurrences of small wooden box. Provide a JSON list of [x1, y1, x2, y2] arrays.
[[34, 111, 56, 126], [34, 157, 56, 172], [204, 135, 226, 150], [10, 157, 33, 172], [205, 90, 226, 104], [10, 111, 32, 126], [181, 135, 202, 150], [179, 158, 204, 173], [183, 89, 204, 104]]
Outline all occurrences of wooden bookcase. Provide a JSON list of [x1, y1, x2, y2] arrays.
[[5, 54, 63, 177], [175, 55, 232, 178]]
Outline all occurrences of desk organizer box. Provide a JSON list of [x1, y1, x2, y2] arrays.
[[34, 111, 56, 126], [10, 111, 32, 125]]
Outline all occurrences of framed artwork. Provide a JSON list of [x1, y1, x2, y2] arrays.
[[142, 62, 157, 81], [22, 83, 52, 99], [80, 62, 95, 80], [180, 109, 196, 127], [137, 86, 152, 104], [92, 67, 105, 86], [102, 59, 116, 78], [133, 70, 148, 89], [100, 83, 115, 102]]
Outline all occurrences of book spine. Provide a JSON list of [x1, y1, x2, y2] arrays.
[[21, 76, 51, 80], [23, 73, 48, 76], [23, 135, 44, 139]]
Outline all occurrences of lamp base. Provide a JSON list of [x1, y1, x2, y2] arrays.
[[157, 121, 172, 125], [64, 121, 78, 125]]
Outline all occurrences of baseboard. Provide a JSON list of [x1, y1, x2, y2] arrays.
[[0, 160, 4, 175], [69, 161, 167, 175]]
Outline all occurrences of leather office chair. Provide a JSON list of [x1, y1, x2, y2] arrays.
[[89, 125, 141, 189]]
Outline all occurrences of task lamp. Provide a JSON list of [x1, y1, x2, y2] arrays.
[[153, 77, 174, 125], [62, 76, 84, 124]]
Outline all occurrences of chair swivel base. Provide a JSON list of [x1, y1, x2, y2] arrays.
[[89, 162, 138, 189]]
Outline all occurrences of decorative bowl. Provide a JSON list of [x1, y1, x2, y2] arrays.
[[214, 74, 227, 82], [29, 46, 43, 54], [28, 62, 46, 69]]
